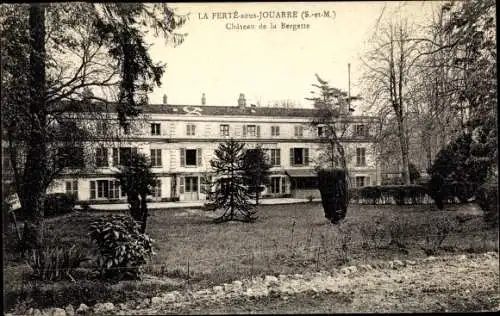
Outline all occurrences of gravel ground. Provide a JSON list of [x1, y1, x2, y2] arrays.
[[118, 252, 499, 314], [10, 252, 498, 315]]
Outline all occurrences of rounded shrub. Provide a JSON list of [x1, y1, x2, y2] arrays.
[[317, 169, 348, 224]]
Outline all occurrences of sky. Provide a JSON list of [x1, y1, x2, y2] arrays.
[[148, 1, 440, 111]]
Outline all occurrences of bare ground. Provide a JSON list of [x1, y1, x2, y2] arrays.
[[120, 252, 499, 314]]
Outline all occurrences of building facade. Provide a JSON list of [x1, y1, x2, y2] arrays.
[[3, 95, 380, 203]]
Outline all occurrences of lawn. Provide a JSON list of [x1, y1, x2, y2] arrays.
[[3, 202, 499, 311]]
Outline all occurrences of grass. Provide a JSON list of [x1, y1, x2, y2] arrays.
[[3, 202, 499, 311]]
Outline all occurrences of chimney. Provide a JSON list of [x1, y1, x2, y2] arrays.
[[163, 94, 168, 105], [201, 93, 206, 105], [237, 93, 246, 108]]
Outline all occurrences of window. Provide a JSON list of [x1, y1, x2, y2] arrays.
[[95, 147, 108, 167], [150, 149, 162, 167], [269, 149, 281, 166], [186, 124, 196, 136], [271, 126, 280, 137], [65, 180, 78, 199], [152, 179, 161, 197], [355, 124, 367, 137], [96, 121, 107, 135], [318, 126, 325, 137], [182, 176, 199, 193], [57, 147, 84, 168], [112, 147, 138, 166], [356, 148, 366, 166], [90, 180, 120, 199], [243, 125, 260, 138], [270, 177, 286, 194], [294, 125, 303, 137], [290, 148, 309, 166], [151, 123, 161, 136], [220, 124, 230, 136], [122, 123, 130, 135], [355, 176, 368, 188], [180, 148, 201, 167]]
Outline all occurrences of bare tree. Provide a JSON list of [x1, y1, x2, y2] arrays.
[[361, 19, 422, 184]]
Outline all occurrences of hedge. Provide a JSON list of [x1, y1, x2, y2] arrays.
[[13, 193, 77, 219], [349, 182, 479, 205]]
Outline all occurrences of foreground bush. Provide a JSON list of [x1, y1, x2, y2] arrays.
[[90, 215, 155, 280], [27, 244, 89, 281]]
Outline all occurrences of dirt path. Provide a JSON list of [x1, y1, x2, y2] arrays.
[[115, 252, 499, 314]]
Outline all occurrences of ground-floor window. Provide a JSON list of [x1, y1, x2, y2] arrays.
[[90, 180, 120, 199], [152, 179, 162, 198], [65, 180, 78, 199], [355, 176, 370, 188], [269, 177, 286, 194]]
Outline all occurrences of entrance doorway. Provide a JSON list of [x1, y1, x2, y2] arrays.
[[184, 176, 199, 200]]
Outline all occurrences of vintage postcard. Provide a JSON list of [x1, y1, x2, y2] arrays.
[[2, 1, 497, 314]]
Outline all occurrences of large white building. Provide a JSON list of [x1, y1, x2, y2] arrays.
[[3, 94, 380, 203]]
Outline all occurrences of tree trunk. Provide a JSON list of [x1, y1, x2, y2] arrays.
[[20, 3, 47, 251], [397, 117, 411, 185], [128, 193, 141, 223], [139, 194, 148, 233]]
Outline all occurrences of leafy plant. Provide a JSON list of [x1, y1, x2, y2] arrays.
[[420, 216, 456, 256], [89, 215, 155, 280], [332, 222, 354, 264], [26, 244, 89, 281], [357, 216, 388, 249], [388, 216, 412, 253]]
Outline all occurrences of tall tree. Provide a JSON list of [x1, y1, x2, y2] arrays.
[[241, 146, 271, 205], [116, 152, 157, 233], [209, 139, 257, 223], [1, 3, 186, 250], [361, 19, 422, 184], [306, 74, 360, 173]]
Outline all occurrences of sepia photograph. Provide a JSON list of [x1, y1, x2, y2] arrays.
[[1, 1, 498, 314]]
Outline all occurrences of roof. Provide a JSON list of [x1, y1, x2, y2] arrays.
[[143, 104, 317, 117], [56, 101, 377, 119]]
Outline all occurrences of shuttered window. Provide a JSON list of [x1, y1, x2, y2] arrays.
[[90, 181, 96, 199], [179, 176, 185, 194], [180, 148, 201, 167], [290, 148, 309, 166]]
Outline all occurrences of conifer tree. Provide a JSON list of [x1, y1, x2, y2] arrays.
[[209, 139, 256, 222]]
